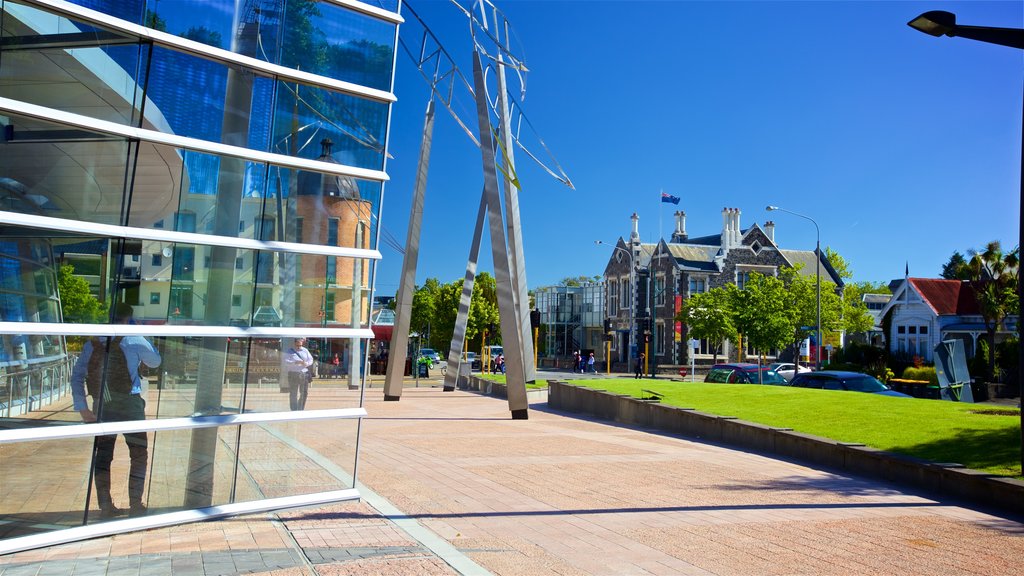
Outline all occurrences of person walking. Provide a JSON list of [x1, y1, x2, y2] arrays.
[[283, 337, 314, 410], [331, 352, 341, 378], [634, 352, 645, 379], [71, 303, 161, 518], [587, 352, 596, 373]]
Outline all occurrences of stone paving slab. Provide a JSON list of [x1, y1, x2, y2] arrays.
[[2, 387, 1023, 575]]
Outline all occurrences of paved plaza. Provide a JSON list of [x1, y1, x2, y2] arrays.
[[2, 382, 1023, 575]]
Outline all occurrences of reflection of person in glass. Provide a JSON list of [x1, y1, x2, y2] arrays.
[[70, 304, 161, 518], [283, 337, 314, 410]]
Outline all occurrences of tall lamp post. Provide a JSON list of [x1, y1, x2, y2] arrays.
[[766, 206, 821, 370], [595, 240, 636, 367], [907, 10, 1024, 474]]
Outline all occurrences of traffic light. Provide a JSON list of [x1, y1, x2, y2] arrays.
[[530, 310, 541, 329], [603, 317, 612, 333]]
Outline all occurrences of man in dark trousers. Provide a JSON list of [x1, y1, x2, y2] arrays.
[[71, 303, 162, 518], [634, 352, 645, 379]]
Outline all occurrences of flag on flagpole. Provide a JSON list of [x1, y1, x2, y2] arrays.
[[660, 192, 680, 205]]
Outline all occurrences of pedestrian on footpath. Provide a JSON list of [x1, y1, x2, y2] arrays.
[[587, 352, 595, 373], [634, 352, 645, 379]]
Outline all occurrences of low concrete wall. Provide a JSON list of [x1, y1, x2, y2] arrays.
[[547, 380, 1024, 517]]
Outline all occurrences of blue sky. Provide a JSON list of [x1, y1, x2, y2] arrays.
[[377, 0, 1023, 296]]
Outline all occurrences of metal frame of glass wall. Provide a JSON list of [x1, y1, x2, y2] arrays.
[[0, 0, 401, 554]]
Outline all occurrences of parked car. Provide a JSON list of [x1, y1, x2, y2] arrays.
[[418, 348, 442, 365], [462, 351, 482, 370], [704, 363, 788, 385], [788, 371, 911, 398], [769, 362, 812, 382]]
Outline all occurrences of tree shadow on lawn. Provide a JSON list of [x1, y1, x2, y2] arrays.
[[886, 426, 1021, 478]]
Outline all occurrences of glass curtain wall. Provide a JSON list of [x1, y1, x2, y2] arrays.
[[0, 0, 398, 551]]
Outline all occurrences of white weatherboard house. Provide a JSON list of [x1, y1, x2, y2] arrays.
[[880, 278, 1019, 362]]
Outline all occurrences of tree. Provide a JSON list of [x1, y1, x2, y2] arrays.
[[941, 251, 968, 280], [408, 274, 501, 355], [825, 247, 853, 281], [731, 274, 795, 366], [677, 286, 736, 363], [559, 275, 598, 287], [778, 266, 845, 354], [57, 264, 107, 324], [959, 241, 1020, 381]]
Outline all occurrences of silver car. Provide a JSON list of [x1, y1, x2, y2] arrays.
[[769, 362, 812, 382]]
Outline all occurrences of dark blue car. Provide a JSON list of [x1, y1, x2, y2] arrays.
[[788, 371, 911, 398]]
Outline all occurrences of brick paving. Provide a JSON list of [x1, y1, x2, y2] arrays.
[[2, 383, 1023, 575]]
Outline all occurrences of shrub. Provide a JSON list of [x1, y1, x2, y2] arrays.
[[902, 366, 938, 385]]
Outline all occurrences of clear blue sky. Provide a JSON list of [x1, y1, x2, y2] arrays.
[[377, 0, 1023, 297]]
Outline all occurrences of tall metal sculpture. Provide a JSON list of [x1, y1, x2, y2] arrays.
[[383, 0, 572, 416]]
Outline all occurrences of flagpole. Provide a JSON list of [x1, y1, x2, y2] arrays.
[[658, 189, 663, 245]]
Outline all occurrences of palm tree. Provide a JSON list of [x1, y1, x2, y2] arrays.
[[960, 241, 1020, 382]]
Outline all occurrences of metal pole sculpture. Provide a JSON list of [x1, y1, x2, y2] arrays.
[[385, 1, 572, 406], [472, 51, 529, 417], [442, 192, 486, 391], [383, 100, 435, 400]]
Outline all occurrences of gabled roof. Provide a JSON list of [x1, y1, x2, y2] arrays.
[[909, 278, 979, 316], [663, 243, 719, 271]]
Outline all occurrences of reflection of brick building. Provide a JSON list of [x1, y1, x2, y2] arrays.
[[295, 195, 372, 327], [294, 138, 371, 329]]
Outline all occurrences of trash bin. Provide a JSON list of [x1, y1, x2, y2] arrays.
[[417, 363, 429, 378]]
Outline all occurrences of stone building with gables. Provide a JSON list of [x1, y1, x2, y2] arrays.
[[603, 208, 843, 372]]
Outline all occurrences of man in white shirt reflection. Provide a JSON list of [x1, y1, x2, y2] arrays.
[[70, 304, 161, 518], [283, 337, 314, 410]]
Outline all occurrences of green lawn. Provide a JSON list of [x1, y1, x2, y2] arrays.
[[478, 373, 548, 389], [563, 379, 1021, 479]]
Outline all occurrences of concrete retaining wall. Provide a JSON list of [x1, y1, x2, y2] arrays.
[[547, 380, 1024, 517]]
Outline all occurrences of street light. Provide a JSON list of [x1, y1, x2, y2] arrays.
[[766, 205, 821, 370], [907, 10, 1024, 474], [595, 240, 636, 368]]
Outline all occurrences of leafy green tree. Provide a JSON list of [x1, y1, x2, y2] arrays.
[[848, 280, 891, 295], [839, 283, 878, 336], [408, 274, 501, 355], [57, 264, 107, 324], [468, 272, 500, 349], [410, 278, 440, 342], [677, 286, 736, 363], [731, 273, 795, 363], [941, 251, 968, 280], [959, 241, 1020, 381], [559, 275, 599, 287], [825, 247, 852, 280], [778, 266, 845, 351]]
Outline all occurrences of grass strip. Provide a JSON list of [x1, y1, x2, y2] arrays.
[[567, 379, 1022, 479]]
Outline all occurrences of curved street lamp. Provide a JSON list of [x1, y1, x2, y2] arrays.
[[907, 9, 1024, 473], [766, 205, 821, 370], [595, 240, 636, 367]]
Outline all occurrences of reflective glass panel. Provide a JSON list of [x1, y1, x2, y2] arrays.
[[0, 332, 368, 430], [0, 437, 95, 539]]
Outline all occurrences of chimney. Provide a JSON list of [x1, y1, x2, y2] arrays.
[[630, 212, 640, 245], [721, 208, 730, 250], [733, 208, 742, 247], [671, 210, 687, 243], [764, 220, 775, 243]]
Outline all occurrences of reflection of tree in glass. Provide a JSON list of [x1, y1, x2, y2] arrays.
[[57, 264, 108, 324], [273, 0, 392, 163], [183, 26, 224, 49]]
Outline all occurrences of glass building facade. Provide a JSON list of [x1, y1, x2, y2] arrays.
[[0, 0, 400, 553]]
